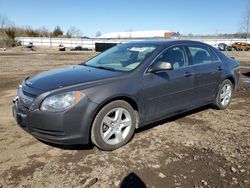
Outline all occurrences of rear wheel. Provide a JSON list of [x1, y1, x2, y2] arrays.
[[213, 79, 233, 110], [91, 100, 136, 150]]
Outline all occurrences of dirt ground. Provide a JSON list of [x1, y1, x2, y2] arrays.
[[0, 49, 249, 188]]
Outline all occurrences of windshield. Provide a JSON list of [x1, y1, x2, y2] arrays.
[[84, 43, 158, 72]]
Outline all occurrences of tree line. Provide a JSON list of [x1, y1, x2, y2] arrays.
[[0, 14, 98, 47]]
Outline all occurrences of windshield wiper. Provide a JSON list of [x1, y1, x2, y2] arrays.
[[95, 66, 118, 72], [83, 64, 119, 72], [81, 64, 93, 67]]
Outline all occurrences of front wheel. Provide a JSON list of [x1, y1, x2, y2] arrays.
[[213, 79, 233, 110], [91, 100, 136, 150]]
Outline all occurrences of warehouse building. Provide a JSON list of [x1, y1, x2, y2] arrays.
[[98, 30, 178, 39]]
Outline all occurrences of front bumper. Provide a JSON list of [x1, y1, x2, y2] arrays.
[[12, 95, 98, 145]]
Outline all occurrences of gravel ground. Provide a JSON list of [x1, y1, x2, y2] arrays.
[[0, 49, 249, 188]]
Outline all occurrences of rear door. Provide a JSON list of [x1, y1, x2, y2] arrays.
[[141, 45, 194, 121], [186, 45, 222, 106]]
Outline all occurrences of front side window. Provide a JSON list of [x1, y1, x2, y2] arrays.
[[188, 46, 216, 65], [155, 46, 187, 69], [84, 43, 158, 72]]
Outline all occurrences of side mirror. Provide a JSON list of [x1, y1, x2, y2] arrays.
[[148, 61, 172, 73]]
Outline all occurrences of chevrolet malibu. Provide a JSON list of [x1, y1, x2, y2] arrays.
[[13, 40, 240, 150]]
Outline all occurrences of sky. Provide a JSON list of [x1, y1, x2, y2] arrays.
[[0, 0, 249, 37]]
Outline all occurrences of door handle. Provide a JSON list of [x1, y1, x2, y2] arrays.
[[184, 72, 193, 77], [218, 66, 223, 71]]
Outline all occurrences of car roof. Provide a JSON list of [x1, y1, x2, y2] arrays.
[[126, 39, 211, 47]]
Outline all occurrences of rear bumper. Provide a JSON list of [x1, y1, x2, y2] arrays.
[[12, 96, 98, 145]]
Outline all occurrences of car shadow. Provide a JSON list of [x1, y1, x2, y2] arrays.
[[136, 104, 211, 133], [38, 139, 94, 150]]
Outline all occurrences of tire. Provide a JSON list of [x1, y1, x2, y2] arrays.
[[91, 100, 136, 150], [213, 79, 233, 110]]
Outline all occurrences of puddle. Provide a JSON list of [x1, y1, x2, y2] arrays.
[[241, 77, 250, 83]]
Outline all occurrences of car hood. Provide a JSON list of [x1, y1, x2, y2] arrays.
[[25, 65, 123, 91]]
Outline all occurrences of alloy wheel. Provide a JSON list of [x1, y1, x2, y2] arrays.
[[100, 108, 132, 145], [220, 84, 232, 107]]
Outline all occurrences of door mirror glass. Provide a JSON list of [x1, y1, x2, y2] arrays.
[[148, 61, 172, 73]]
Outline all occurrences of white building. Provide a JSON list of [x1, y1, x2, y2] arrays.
[[98, 30, 175, 39]]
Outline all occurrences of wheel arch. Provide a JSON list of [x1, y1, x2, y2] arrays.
[[214, 75, 236, 99], [88, 95, 140, 140], [224, 76, 235, 90]]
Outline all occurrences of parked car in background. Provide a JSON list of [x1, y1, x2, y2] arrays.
[[59, 44, 66, 51], [225, 45, 232, 51], [26, 42, 36, 51], [218, 43, 228, 51], [231, 42, 242, 51], [240, 42, 250, 51], [219, 42, 250, 51], [13, 40, 240, 150], [231, 42, 250, 51], [70, 46, 92, 51], [26, 42, 34, 48]]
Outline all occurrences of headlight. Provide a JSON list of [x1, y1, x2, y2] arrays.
[[40, 91, 85, 112]]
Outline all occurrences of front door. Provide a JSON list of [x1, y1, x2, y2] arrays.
[[141, 45, 194, 122]]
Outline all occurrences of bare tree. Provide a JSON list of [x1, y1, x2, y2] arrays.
[[38, 26, 50, 37], [66, 26, 82, 38], [0, 14, 11, 29], [0, 14, 16, 47], [241, 7, 250, 38], [96, 31, 102, 37], [52, 26, 63, 37]]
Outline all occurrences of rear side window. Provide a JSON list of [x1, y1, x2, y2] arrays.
[[188, 46, 218, 65], [209, 48, 220, 61]]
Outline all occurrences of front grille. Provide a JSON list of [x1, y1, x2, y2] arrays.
[[23, 90, 37, 98], [18, 88, 35, 108]]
